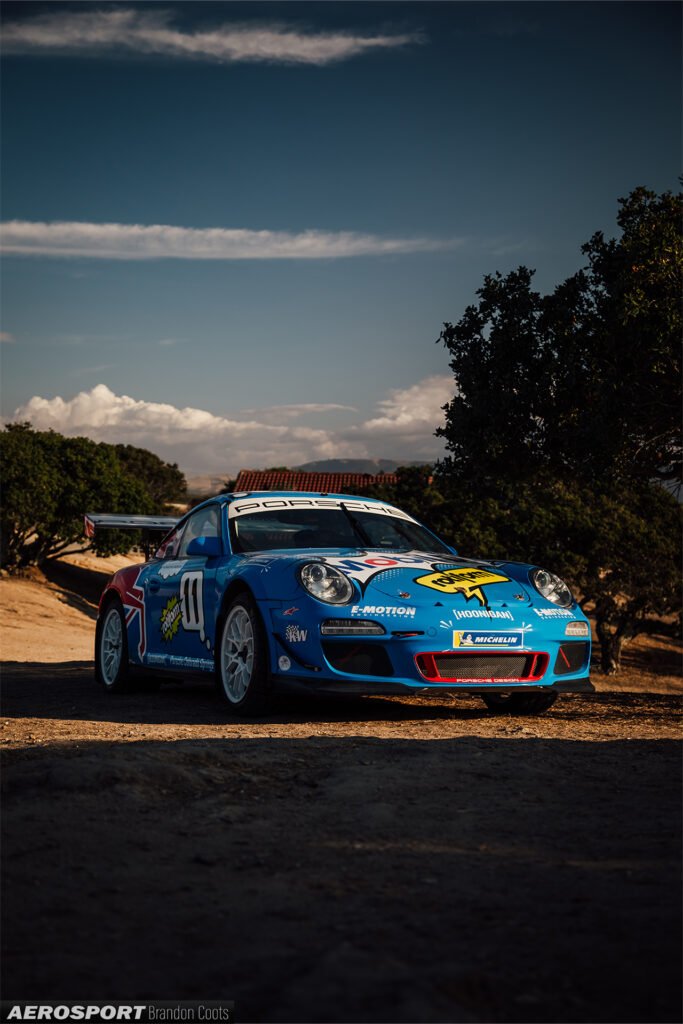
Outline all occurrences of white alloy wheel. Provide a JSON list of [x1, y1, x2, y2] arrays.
[[101, 605, 124, 686], [95, 599, 130, 692], [216, 595, 269, 715], [221, 605, 255, 703]]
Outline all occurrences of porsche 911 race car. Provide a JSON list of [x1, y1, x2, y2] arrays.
[[86, 491, 594, 715]]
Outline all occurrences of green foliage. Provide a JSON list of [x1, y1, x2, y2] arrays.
[[437, 186, 682, 488], [432, 187, 682, 671], [0, 425, 167, 569], [114, 444, 187, 507]]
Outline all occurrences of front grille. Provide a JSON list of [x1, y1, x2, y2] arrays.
[[322, 641, 393, 677], [554, 642, 589, 676], [416, 652, 548, 683], [433, 654, 527, 679]]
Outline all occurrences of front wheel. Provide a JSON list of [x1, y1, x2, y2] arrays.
[[216, 594, 270, 715], [481, 692, 558, 715], [95, 599, 131, 692]]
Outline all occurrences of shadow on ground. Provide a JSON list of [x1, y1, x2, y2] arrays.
[[1, 659, 680, 727], [2, 729, 681, 1023]]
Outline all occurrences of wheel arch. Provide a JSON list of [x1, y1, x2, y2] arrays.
[[216, 578, 256, 623]]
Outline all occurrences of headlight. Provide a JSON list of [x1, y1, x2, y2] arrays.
[[300, 562, 354, 604], [530, 568, 573, 608]]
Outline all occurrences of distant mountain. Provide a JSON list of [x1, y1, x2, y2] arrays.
[[294, 458, 423, 474]]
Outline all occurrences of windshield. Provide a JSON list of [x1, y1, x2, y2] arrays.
[[229, 507, 451, 555]]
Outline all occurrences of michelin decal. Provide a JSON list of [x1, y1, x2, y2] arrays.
[[453, 630, 523, 649]]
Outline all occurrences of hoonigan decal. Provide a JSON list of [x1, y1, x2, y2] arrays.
[[415, 567, 510, 605]]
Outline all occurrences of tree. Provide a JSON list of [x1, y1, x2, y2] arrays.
[[433, 186, 682, 671], [114, 444, 187, 508], [0, 425, 154, 569], [444, 477, 680, 674], [437, 186, 682, 489]]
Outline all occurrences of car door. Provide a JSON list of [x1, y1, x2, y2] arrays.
[[143, 505, 222, 671]]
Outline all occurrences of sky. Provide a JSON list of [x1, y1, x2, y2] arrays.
[[1, 1, 680, 487]]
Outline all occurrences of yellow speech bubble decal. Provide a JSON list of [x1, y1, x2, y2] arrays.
[[414, 567, 510, 605]]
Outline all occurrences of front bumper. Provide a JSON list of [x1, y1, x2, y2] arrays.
[[275, 676, 595, 697], [266, 604, 593, 697]]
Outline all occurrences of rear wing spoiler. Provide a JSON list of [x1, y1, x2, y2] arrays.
[[84, 513, 180, 559]]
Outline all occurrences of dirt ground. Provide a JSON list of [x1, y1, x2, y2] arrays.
[[1, 559, 681, 1023]]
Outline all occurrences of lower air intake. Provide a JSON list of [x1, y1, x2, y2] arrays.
[[433, 654, 527, 679], [323, 641, 393, 677], [416, 652, 548, 683], [554, 642, 589, 676]]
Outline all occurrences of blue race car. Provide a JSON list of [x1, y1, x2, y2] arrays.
[[87, 491, 593, 716]]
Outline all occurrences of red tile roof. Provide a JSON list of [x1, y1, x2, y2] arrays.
[[233, 470, 397, 494]]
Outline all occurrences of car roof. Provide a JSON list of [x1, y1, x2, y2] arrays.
[[197, 490, 393, 507]]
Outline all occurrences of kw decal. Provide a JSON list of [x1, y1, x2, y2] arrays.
[[160, 595, 182, 643], [179, 569, 211, 650], [415, 567, 510, 605], [285, 624, 308, 643], [123, 568, 147, 660]]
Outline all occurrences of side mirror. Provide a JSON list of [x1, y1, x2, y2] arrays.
[[186, 535, 222, 558]]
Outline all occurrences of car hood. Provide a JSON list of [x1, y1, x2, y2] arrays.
[[323, 551, 533, 609], [238, 548, 535, 610]]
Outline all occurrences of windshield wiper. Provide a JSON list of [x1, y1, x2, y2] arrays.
[[340, 503, 373, 547]]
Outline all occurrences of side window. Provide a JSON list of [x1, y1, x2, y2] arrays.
[[156, 525, 185, 560], [177, 506, 220, 558]]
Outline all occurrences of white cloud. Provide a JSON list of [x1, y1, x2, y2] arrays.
[[11, 378, 451, 476], [351, 375, 453, 434], [0, 220, 457, 261], [241, 402, 358, 421], [0, 331, 15, 344], [1, 9, 421, 65]]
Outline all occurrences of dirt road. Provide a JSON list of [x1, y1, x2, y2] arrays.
[[1, 662, 681, 1023]]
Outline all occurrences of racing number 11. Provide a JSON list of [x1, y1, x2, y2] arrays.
[[180, 570, 208, 645]]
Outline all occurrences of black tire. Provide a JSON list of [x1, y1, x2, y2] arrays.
[[481, 692, 558, 715], [95, 597, 132, 692], [215, 593, 270, 715]]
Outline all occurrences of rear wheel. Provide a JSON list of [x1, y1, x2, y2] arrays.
[[216, 593, 269, 715], [481, 692, 558, 715], [95, 599, 132, 692]]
